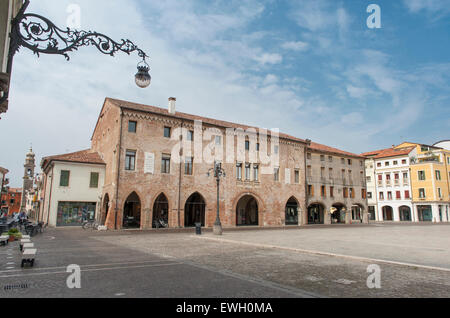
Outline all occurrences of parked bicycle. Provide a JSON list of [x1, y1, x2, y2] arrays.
[[153, 218, 168, 229], [82, 220, 100, 230]]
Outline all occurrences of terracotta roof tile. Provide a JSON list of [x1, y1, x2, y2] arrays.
[[41, 150, 105, 169], [308, 142, 365, 159], [106, 98, 309, 145], [372, 146, 415, 159]]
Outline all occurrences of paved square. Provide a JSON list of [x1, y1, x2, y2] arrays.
[[0, 223, 449, 298]]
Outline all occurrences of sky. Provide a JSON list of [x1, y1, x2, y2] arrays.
[[0, 0, 449, 187]]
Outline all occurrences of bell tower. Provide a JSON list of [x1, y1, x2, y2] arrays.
[[20, 146, 35, 213]]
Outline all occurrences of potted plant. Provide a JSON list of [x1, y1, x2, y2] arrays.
[[6, 228, 21, 242]]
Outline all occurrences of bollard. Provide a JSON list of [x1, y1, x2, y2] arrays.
[[195, 223, 202, 235]]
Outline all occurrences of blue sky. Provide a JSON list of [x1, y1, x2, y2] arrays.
[[1, 0, 449, 187]]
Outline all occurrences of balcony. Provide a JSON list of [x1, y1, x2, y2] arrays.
[[394, 180, 400, 186], [377, 180, 383, 187], [403, 179, 409, 186], [385, 180, 392, 187]]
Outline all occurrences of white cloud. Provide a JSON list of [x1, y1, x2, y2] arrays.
[[281, 41, 309, 52]]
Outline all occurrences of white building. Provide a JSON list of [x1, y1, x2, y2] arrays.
[[363, 147, 416, 222], [433, 140, 450, 151], [362, 155, 379, 221], [39, 150, 106, 227]]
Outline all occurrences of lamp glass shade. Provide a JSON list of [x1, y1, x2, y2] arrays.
[[135, 65, 151, 88]]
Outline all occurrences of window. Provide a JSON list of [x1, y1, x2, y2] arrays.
[[379, 192, 384, 200], [161, 154, 171, 174], [215, 136, 222, 145], [89, 172, 99, 188], [164, 127, 171, 138], [396, 191, 401, 199], [245, 141, 250, 151], [245, 163, 251, 180], [393, 161, 398, 165], [330, 186, 334, 197], [254, 165, 259, 182], [274, 167, 280, 182], [419, 188, 425, 198], [402, 159, 407, 164], [185, 157, 193, 175], [60, 170, 70, 187], [378, 174, 383, 181], [395, 173, 399, 180], [385, 161, 390, 166], [329, 156, 333, 162], [128, 121, 137, 133], [10, 199, 14, 204], [438, 188, 442, 198], [307, 166, 312, 178], [308, 185, 314, 196], [418, 171, 426, 181], [125, 151, 136, 171], [360, 160, 363, 167], [320, 155, 325, 161], [377, 162, 381, 167], [274, 145, 279, 154], [386, 174, 391, 180], [387, 191, 392, 200], [343, 188, 348, 198], [421, 146, 429, 152], [307, 153, 312, 160], [236, 163, 242, 180], [367, 192, 372, 199], [294, 170, 300, 184], [435, 170, 441, 180], [348, 159, 352, 165], [187, 130, 194, 141], [350, 188, 355, 198], [256, 143, 260, 151], [403, 172, 408, 180], [321, 186, 326, 197], [405, 191, 410, 199], [348, 170, 352, 179]]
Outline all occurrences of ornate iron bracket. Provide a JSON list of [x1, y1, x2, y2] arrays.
[[9, 0, 149, 62]]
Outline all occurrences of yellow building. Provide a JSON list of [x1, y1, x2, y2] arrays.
[[395, 142, 450, 222]]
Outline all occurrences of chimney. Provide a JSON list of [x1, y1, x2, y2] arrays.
[[168, 97, 176, 114]]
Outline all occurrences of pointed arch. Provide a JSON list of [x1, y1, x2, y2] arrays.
[[123, 191, 141, 229], [184, 192, 206, 227]]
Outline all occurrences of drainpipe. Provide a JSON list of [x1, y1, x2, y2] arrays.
[[114, 109, 124, 230], [46, 165, 54, 226], [177, 120, 184, 228]]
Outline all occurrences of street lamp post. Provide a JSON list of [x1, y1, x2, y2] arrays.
[[207, 162, 226, 235], [1, 0, 151, 107]]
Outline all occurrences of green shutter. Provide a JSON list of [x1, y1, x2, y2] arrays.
[[90, 172, 99, 188], [60, 171, 70, 187]]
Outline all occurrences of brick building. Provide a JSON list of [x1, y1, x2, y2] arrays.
[[1, 187, 22, 215], [91, 98, 312, 230]]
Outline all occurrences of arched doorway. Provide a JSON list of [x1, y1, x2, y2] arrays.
[[236, 195, 259, 226], [285, 197, 298, 225], [382, 206, 393, 221], [331, 203, 346, 224], [351, 205, 363, 222], [308, 203, 324, 224], [123, 192, 141, 229], [399, 206, 412, 221], [184, 192, 206, 227], [153, 193, 169, 228], [102, 193, 110, 225]]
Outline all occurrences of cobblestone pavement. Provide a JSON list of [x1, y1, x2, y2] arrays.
[[0, 224, 449, 298], [92, 223, 450, 298]]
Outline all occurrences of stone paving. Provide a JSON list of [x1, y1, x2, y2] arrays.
[[0, 224, 449, 298]]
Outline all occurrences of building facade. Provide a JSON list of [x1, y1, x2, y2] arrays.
[[306, 143, 368, 225], [39, 151, 106, 227], [0, 166, 8, 193], [0, 0, 23, 115], [396, 142, 450, 222], [0, 187, 21, 215], [90, 98, 311, 230]]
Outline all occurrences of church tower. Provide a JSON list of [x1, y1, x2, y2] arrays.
[[20, 147, 35, 212]]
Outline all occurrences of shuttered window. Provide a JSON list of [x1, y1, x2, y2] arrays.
[[90, 172, 99, 188], [60, 170, 70, 187]]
